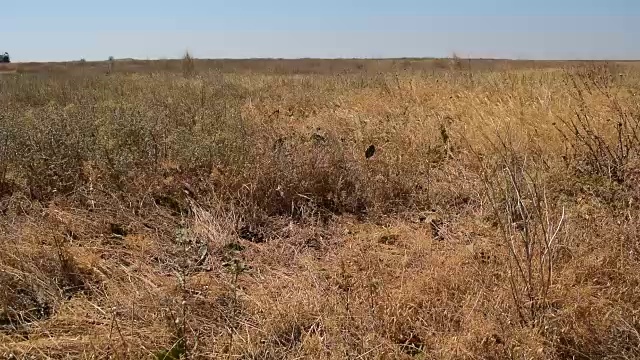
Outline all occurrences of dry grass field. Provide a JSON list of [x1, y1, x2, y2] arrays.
[[1, 57, 640, 359], [0, 63, 18, 75]]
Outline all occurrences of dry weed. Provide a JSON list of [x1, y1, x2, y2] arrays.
[[1, 59, 639, 359]]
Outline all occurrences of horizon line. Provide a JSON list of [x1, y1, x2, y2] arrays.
[[11, 56, 640, 64]]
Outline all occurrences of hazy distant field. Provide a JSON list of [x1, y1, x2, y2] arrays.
[[1, 57, 639, 359]]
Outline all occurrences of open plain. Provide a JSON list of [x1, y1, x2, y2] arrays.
[[1, 58, 639, 359]]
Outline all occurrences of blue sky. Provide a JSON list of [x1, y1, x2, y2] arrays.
[[3, 0, 639, 62]]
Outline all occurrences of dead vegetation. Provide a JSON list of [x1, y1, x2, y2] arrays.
[[1, 59, 639, 359]]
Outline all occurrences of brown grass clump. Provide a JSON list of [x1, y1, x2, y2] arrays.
[[1, 59, 640, 359]]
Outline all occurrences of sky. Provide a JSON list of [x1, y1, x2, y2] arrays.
[[2, 0, 640, 62]]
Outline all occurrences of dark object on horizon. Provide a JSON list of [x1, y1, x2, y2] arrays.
[[1, 52, 10, 63], [365, 144, 376, 159]]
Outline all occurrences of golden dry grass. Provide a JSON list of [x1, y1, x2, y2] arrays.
[[1, 59, 640, 359]]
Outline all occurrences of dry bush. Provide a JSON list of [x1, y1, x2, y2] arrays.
[[1, 59, 639, 359], [181, 51, 196, 78], [472, 137, 568, 326], [556, 63, 640, 184]]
